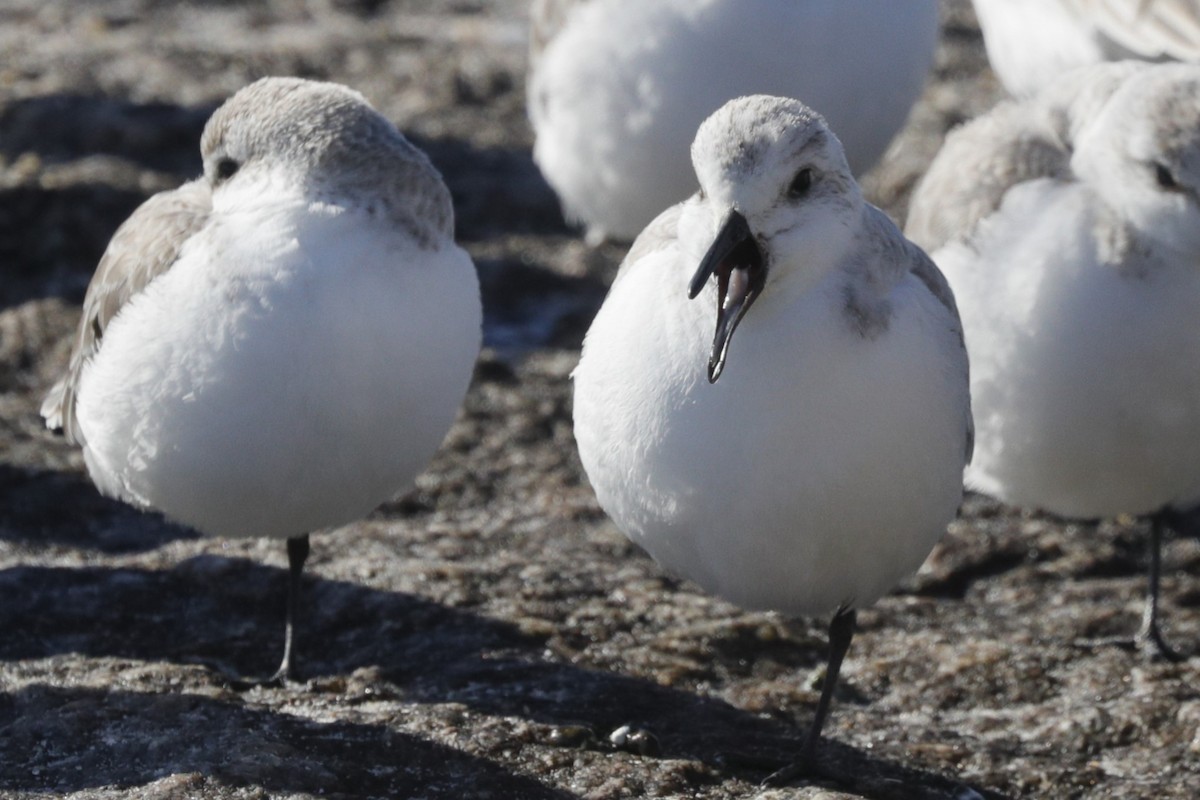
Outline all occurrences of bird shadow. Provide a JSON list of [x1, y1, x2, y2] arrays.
[[0, 463, 200, 553], [0, 559, 530, 682], [0, 558, 1008, 798], [393, 646, 1010, 800], [477, 257, 608, 353], [0, 683, 577, 798]]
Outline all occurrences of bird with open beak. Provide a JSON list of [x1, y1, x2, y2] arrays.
[[573, 95, 972, 784]]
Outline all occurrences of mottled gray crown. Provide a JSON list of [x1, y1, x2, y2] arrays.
[[691, 95, 845, 181], [201, 76, 453, 244]]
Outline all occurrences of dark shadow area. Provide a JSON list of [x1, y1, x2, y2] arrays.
[[906, 494, 1093, 598], [0, 463, 200, 553], [1068, 526, 1147, 580], [0, 559, 535, 681], [0, 183, 149, 308], [0, 93, 210, 173], [0, 684, 576, 798], [400, 652, 793, 764], [706, 622, 825, 674], [413, 134, 570, 241], [0, 559, 1007, 797], [394, 656, 1008, 799], [909, 543, 1030, 600], [0, 94, 212, 308], [477, 257, 607, 352]]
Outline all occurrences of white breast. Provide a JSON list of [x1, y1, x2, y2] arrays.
[[76, 194, 481, 540], [573, 247, 967, 616], [935, 179, 1200, 517]]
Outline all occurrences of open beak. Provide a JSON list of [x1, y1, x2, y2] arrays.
[[687, 209, 767, 383]]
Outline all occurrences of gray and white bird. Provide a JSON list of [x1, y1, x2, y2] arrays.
[[908, 61, 1200, 659], [972, 0, 1200, 97], [41, 77, 482, 682], [528, 0, 939, 242], [573, 95, 972, 777]]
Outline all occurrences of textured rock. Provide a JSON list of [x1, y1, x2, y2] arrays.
[[1, 1, 1198, 798]]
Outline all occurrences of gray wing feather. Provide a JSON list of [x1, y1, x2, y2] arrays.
[[907, 241, 961, 322], [610, 202, 683, 293], [906, 102, 1068, 252], [906, 61, 1143, 252], [41, 179, 212, 444], [879, 202, 977, 464], [907, 245, 977, 464]]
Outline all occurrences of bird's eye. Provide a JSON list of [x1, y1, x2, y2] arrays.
[[1155, 162, 1180, 192], [215, 158, 240, 182], [787, 168, 813, 199]]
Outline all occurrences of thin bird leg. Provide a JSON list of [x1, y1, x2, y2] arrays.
[[270, 534, 311, 683], [1138, 513, 1183, 662], [764, 608, 857, 786], [803, 608, 857, 756]]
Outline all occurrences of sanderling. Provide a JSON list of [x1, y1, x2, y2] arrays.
[[528, 0, 938, 242], [41, 77, 482, 682], [573, 95, 972, 779], [908, 61, 1200, 660], [972, 0, 1200, 97]]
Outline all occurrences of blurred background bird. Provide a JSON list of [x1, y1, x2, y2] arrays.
[[909, 60, 1200, 660], [528, 0, 939, 242], [972, 0, 1200, 97]]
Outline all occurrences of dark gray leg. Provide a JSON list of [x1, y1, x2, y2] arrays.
[[271, 534, 311, 682], [804, 608, 857, 755], [765, 608, 857, 786], [1138, 514, 1183, 662]]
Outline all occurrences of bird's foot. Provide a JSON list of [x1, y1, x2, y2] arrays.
[[1072, 635, 1137, 654], [1136, 623, 1186, 663], [179, 656, 265, 689], [222, 671, 306, 692], [192, 658, 303, 691], [761, 748, 817, 788], [268, 660, 297, 684], [1072, 632, 1187, 663]]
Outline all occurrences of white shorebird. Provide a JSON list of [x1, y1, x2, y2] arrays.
[[528, 0, 939, 242], [908, 61, 1200, 660], [41, 77, 482, 682], [573, 95, 972, 779], [972, 0, 1200, 97]]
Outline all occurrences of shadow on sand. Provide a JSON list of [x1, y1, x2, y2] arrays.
[[0, 555, 1008, 798]]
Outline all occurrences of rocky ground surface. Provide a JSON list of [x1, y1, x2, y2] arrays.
[[1, 1, 1199, 798]]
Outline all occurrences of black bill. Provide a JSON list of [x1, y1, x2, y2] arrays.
[[687, 209, 767, 383]]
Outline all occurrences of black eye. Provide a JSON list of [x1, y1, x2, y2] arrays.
[[787, 168, 813, 199], [215, 157, 240, 182], [1155, 162, 1180, 191]]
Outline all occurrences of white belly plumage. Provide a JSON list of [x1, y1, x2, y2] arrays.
[[936, 180, 1200, 518], [574, 257, 966, 616], [76, 202, 481, 540]]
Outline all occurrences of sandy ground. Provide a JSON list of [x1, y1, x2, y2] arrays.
[[1, 1, 1199, 798]]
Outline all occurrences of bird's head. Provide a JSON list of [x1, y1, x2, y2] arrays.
[[680, 95, 863, 382]]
